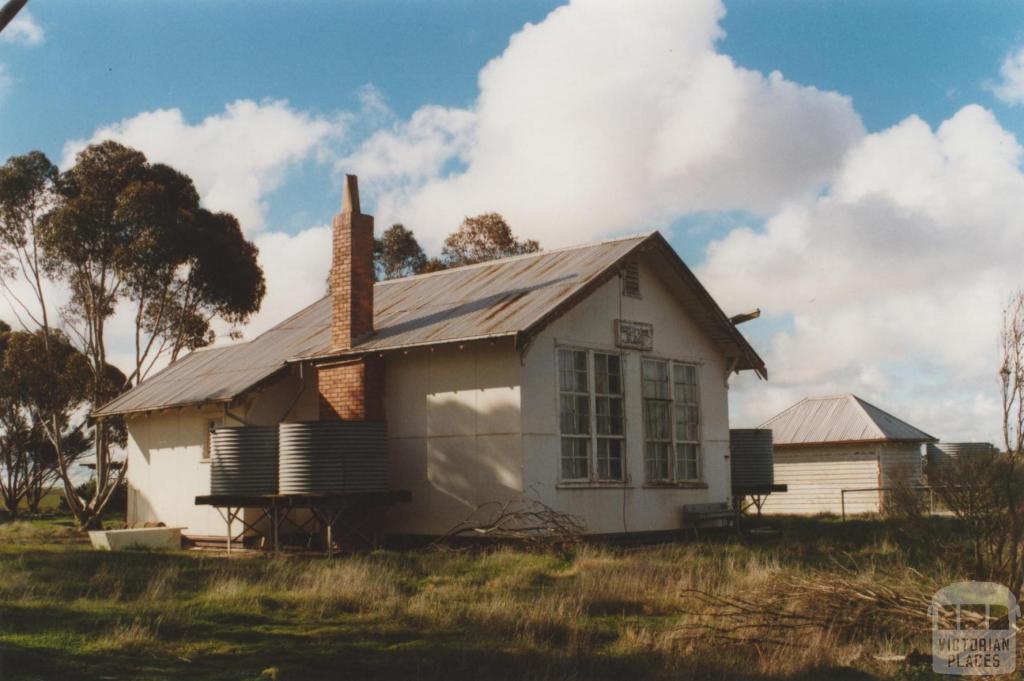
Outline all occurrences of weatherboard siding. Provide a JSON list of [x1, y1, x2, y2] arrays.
[[762, 447, 881, 515]]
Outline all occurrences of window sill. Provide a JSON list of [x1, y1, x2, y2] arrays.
[[199, 458, 211, 465], [556, 481, 634, 490], [642, 481, 708, 490]]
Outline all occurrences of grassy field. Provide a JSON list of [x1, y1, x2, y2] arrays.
[[0, 515, 965, 681]]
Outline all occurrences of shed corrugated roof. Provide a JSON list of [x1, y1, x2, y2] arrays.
[[759, 394, 937, 446], [96, 232, 764, 417]]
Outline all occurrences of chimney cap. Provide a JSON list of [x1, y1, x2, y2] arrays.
[[342, 174, 360, 215]]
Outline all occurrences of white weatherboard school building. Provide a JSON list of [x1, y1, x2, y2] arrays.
[[95, 177, 766, 539], [759, 394, 936, 516]]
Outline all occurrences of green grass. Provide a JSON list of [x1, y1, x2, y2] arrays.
[[0, 515, 964, 681]]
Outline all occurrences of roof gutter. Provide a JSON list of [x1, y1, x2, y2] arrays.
[[774, 437, 939, 448]]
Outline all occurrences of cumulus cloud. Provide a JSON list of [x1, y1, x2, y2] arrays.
[[0, 10, 43, 46], [62, 99, 342, 233], [990, 46, 1024, 106], [247, 225, 332, 335], [48, 100, 343, 378], [34, 0, 1024, 446], [701, 105, 1024, 442], [343, 0, 863, 251]]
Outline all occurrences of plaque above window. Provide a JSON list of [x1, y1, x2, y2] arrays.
[[614, 319, 653, 351]]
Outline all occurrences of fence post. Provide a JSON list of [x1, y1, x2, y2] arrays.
[[929, 487, 934, 516], [841, 490, 846, 522]]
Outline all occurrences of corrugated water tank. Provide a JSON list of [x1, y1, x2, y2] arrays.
[[210, 426, 279, 495], [925, 442, 996, 476], [278, 421, 389, 495], [729, 428, 774, 488]]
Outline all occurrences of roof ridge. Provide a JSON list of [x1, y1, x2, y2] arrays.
[[847, 394, 888, 440], [802, 393, 856, 401], [375, 232, 654, 285], [757, 396, 809, 429], [851, 394, 937, 441]]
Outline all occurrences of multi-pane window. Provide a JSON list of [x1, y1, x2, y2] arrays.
[[558, 349, 590, 480], [558, 348, 625, 481], [673, 364, 700, 480], [593, 353, 624, 480], [642, 359, 701, 482]]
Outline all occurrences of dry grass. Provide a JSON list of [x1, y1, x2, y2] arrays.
[[0, 516, 963, 680]]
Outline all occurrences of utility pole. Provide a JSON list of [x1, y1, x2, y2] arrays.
[[0, 0, 29, 36]]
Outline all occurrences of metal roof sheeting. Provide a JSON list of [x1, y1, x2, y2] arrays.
[[96, 232, 766, 417], [760, 394, 937, 446], [94, 299, 330, 417]]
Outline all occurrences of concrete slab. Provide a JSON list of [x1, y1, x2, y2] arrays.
[[88, 527, 184, 551]]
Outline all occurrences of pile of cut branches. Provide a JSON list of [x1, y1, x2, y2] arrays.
[[436, 496, 586, 552], [673, 571, 941, 649]]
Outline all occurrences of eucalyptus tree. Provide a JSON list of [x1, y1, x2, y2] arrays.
[[0, 142, 266, 527], [0, 327, 92, 517], [374, 224, 428, 280], [441, 213, 539, 267]]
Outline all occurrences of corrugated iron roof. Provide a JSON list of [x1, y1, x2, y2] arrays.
[[94, 298, 330, 417], [95, 232, 765, 417], [760, 394, 937, 446]]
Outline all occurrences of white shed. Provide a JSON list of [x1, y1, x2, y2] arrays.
[[759, 394, 936, 516]]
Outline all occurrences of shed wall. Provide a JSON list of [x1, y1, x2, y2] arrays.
[[761, 445, 881, 515]]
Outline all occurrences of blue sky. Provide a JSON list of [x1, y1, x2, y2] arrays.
[[3, 1, 1024, 438], [5, 0, 1024, 249]]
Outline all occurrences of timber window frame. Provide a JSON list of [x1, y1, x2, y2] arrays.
[[201, 418, 224, 462], [641, 358, 702, 483], [557, 347, 626, 482]]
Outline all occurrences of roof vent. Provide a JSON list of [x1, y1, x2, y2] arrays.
[[622, 261, 641, 298]]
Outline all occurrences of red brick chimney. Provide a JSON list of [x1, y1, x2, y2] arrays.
[[330, 174, 374, 348], [318, 175, 384, 421]]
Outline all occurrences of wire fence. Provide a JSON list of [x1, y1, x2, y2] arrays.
[[839, 484, 949, 521]]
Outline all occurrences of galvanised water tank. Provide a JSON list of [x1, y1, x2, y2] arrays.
[[278, 421, 388, 495], [729, 428, 774, 489], [210, 426, 279, 495]]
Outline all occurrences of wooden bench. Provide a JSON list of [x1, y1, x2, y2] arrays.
[[682, 502, 737, 538]]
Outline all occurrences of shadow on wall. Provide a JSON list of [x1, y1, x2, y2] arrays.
[[386, 399, 525, 537]]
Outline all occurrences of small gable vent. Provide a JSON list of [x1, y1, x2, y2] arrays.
[[622, 261, 641, 298]]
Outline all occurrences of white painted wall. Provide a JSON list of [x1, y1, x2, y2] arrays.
[[126, 406, 228, 535], [520, 259, 733, 534], [127, 256, 746, 538], [382, 340, 523, 535], [762, 445, 881, 515], [125, 362, 318, 536]]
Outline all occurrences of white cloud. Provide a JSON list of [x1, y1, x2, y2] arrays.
[[36, 0, 1024, 448], [62, 99, 342, 233], [247, 225, 332, 336], [49, 100, 344, 379], [344, 0, 863, 251], [990, 46, 1024, 106], [701, 105, 1024, 443], [0, 10, 43, 46]]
